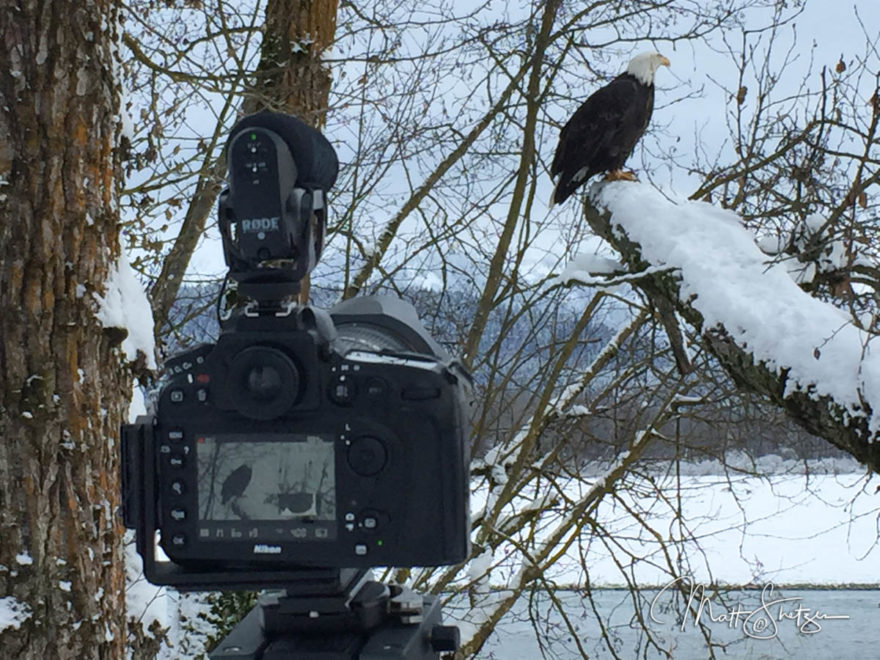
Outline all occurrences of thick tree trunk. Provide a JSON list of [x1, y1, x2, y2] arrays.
[[249, 0, 338, 125], [0, 1, 132, 657]]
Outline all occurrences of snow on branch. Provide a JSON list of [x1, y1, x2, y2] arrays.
[[569, 181, 880, 473]]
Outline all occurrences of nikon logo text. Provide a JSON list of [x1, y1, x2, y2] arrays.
[[241, 217, 280, 233], [253, 543, 282, 555]]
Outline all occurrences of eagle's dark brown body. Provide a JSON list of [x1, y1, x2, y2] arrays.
[[551, 52, 669, 204], [551, 73, 654, 204]]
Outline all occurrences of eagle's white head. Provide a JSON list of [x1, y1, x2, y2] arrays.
[[626, 51, 670, 86]]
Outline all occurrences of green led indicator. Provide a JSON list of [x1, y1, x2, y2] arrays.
[[376, 539, 383, 547], [249, 132, 257, 140]]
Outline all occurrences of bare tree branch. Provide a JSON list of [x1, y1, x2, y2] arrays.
[[581, 192, 880, 473]]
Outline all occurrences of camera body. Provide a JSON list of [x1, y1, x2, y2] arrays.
[[121, 112, 471, 587], [122, 297, 471, 573]]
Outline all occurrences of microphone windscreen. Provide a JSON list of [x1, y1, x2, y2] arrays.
[[227, 112, 339, 191]]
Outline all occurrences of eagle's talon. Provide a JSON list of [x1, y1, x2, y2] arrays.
[[605, 170, 639, 182]]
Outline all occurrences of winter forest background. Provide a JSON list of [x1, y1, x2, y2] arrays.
[[1, 0, 880, 658]]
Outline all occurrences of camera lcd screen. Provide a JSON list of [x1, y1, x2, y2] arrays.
[[195, 433, 337, 543]]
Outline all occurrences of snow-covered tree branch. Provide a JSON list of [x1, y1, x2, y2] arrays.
[[572, 181, 880, 473]]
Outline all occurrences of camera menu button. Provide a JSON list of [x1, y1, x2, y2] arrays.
[[354, 543, 368, 557]]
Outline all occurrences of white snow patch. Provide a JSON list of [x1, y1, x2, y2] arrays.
[[128, 380, 147, 422], [120, 105, 135, 142], [469, 548, 494, 585], [94, 245, 157, 368], [559, 252, 621, 281], [0, 597, 32, 632], [124, 531, 168, 639], [15, 553, 33, 566]]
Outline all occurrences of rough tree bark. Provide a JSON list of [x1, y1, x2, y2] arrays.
[[0, 1, 134, 657], [149, 0, 339, 329], [582, 193, 880, 474], [251, 0, 338, 126]]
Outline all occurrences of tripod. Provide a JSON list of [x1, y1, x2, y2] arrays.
[[208, 569, 460, 660]]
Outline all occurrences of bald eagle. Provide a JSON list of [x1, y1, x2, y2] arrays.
[[551, 52, 670, 205]]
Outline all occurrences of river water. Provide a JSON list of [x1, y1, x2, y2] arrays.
[[470, 588, 880, 659]]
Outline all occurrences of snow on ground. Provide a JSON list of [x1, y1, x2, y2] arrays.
[[572, 471, 878, 587], [465, 463, 878, 590], [561, 182, 880, 435]]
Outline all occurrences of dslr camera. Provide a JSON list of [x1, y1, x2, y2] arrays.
[[121, 113, 471, 587]]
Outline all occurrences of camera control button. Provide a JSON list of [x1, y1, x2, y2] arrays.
[[347, 436, 387, 476], [364, 378, 388, 399], [354, 543, 368, 556], [170, 533, 187, 548], [329, 375, 356, 405], [169, 508, 187, 522], [170, 389, 185, 404], [359, 511, 382, 531], [170, 480, 186, 496], [168, 453, 186, 468], [196, 388, 209, 403], [168, 429, 184, 442]]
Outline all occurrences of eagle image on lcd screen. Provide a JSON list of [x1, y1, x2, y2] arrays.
[[196, 434, 336, 531]]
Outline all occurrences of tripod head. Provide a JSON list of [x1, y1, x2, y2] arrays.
[[208, 568, 460, 660]]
